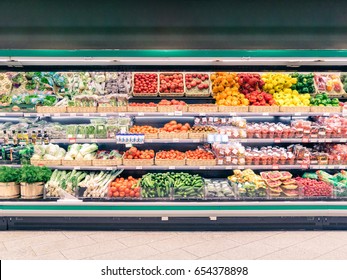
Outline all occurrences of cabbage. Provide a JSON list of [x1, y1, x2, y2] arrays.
[[68, 144, 81, 158], [64, 154, 73, 160], [83, 153, 95, 160], [31, 154, 41, 160], [56, 148, 66, 159], [34, 145, 46, 156], [46, 144, 59, 156], [43, 154, 57, 160], [75, 153, 84, 160], [79, 144, 98, 156]]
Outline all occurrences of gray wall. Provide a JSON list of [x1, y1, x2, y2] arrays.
[[0, 0, 346, 49]]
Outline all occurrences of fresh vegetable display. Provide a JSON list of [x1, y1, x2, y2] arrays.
[[159, 73, 184, 94], [19, 165, 52, 184], [105, 72, 132, 95], [124, 147, 155, 160], [189, 126, 217, 133], [185, 149, 215, 160], [31, 144, 66, 161], [0, 166, 20, 183], [245, 90, 276, 106], [133, 73, 158, 94], [160, 120, 190, 133], [314, 73, 343, 95], [158, 99, 186, 110], [261, 171, 299, 198], [129, 125, 158, 134], [204, 179, 235, 199], [140, 172, 172, 198], [63, 144, 98, 161], [295, 177, 333, 197], [291, 73, 315, 94], [316, 170, 347, 197], [128, 102, 157, 107], [95, 150, 121, 160], [185, 73, 209, 95], [310, 93, 340, 106], [172, 172, 204, 199], [341, 73, 347, 93], [238, 73, 264, 94], [262, 73, 295, 94], [156, 150, 185, 160], [108, 176, 140, 198]]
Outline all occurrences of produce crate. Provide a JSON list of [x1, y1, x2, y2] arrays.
[[158, 131, 189, 139], [30, 159, 62, 166], [122, 158, 154, 166], [20, 182, 44, 199], [92, 158, 122, 166], [155, 158, 186, 166], [0, 182, 20, 199], [97, 106, 117, 113], [279, 106, 310, 113], [188, 132, 205, 140], [204, 179, 236, 200], [218, 105, 249, 113], [184, 72, 211, 97], [188, 105, 218, 113], [127, 106, 157, 112], [117, 106, 127, 112], [132, 72, 159, 97], [36, 106, 67, 114], [248, 106, 279, 113], [61, 159, 92, 166], [67, 106, 97, 113], [229, 181, 268, 200], [310, 106, 342, 113], [144, 133, 158, 139], [157, 105, 188, 112], [159, 72, 185, 97], [186, 158, 216, 166]]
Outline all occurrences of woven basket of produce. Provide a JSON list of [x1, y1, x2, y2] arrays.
[[132, 72, 159, 97], [186, 159, 216, 166], [67, 107, 97, 113], [127, 105, 157, 112], [157, 105, 188, 112], [188, 126, 217, 140], [184, 73, 210, 97], [188, 132, 205, 140], [0, 182, 20, 199], [144, 133, 158, 139], [30, 159, 62, 166], [117, 106, 127, 112], [279, 106, 310, 113], [20, 182, 44, 199], [61, 159, 92, 166], [188, 104, 218, 113], [122, 158, 154, 166], [155, 158, 186, 166], [97, 106, 117, 113], [158, 132, 189, 139], [92, 158, 122, 166], [248, 106, 279, 113], [310, 106, 342, 113], [37, 106, 67, 113], [218, 106, 249, 112]]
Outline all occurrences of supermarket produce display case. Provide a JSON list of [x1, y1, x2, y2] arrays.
[[2, 49, 347, 230]]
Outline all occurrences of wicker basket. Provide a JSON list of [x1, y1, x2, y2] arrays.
[[127, 106, 157, 112], [36, 106, 67, 114], [92, 158, 122, 166], [0, 182, 20, 199], [188, 132, 205, 140], [279, 106, 310, 113], [159, 92, 185, 97], [186, 159, 216, 166], [155, 158, 186, 166], [248, 106, 279, 113], [30, 159, 62, 166], [61, 159, 92, 166], [188, 105, 218, 113], [185, 91, 210, 97], [310, 106, 342, 113], [117, 106, 127, 112], [218, 106, 249, 112], [157, 105, 188, 112], [144, 133, 158, 139], [158, 132, 189, 139], [20, 182, 44, 199], [122, 158, 154, 166], [97, 106, 117, 113], [67, 107, 97, 113], [132, 72, 159, 97]]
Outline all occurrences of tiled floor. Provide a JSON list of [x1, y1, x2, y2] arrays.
[[1, 230, 347, 260]]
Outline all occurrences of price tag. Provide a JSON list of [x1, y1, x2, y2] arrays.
[[326, 138, 333, 142], [138, 112, 144, 116], [135, 166, 143, 170], [229, 113, 236, 116], [225, 166, 233, 170], [199, 166, 206, 170], [146, 139, 153, 143], [318, 139, 325, 143], [301, 164, 309, 169], [340, 139, 346, 143], [294, 112, 302, 116], [125, 143, 133, 148], [74, 166, 81, 170], [274, 138, 281, 143], [106, 167, 113, 171], [302, 137, 309, 143], [199, 113, 206, 116], [272, 164, 279, 170], [262, 112, 270, 116], [242, 139, 248, 143], [167, 112, 174, 116], [193, 139, 200, 143], [82, 113, 90, 117], [238, 166, 245, 170], [69, 138, 76, 143], [174, 111, 183, 116], [172, 138, 180, 143], [328, 165, 335, 169], [53, 113, 61, 117], [0, 113, 6, 117], [70, 113, 77, 117], [100, 113, 107, 117], [119, 113, 125, 117], [339, 165, 345, 169], [168, 166, 176, 170]]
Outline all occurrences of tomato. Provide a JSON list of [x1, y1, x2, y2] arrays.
[[119, 192, 125, 197], [113, 191, 120, 197], [130, 191, 135, 197], [135, 192, 140, 198]]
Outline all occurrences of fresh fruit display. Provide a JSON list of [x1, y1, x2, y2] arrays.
[[105, 72, 132, 95], [128, 102, 157, 107], [211, 72, 248, 106], [159, 73, 184, 94], [291, 73, 315, 93], [156, 150, 185, 160], [108, 176, 140, 198], [140, 172, 172, 198], [316, 170, 347, 197], [189, 126, 217, 133], [185, 148, 215, 160], [133, 73, 158, 94], [314, 73, 344, 95], [172, 172, 204, 199], [295, 177, 333, 197], [228, 169, 267, 198], [124, 147, 155, 160], [237, 73, 264, 94], [262, 73, 295, 94], [158, 99, 187, 110], [160, 120, 190, 132], [261, 171, 299, 197], [310, 93, 340, 106], [204, 179, 235, 199], [213, 142, 246, 165], [245, 146, 295, 166], [247, 122, 295, 139], [185, 73, 210, 95], [129, 125, 159, 134], [245, 90, 276, 106], [274, 91, 310, 106]]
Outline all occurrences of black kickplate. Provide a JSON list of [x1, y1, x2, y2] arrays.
[[0, 217, 8, 230], [4, 216, 327, 231]]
